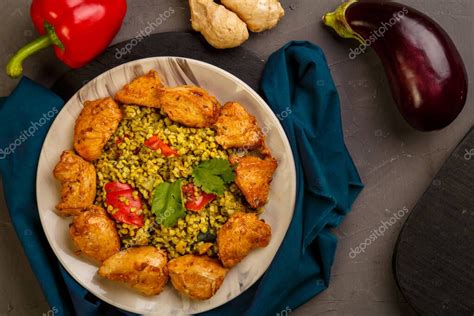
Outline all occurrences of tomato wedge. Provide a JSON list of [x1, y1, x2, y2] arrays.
[[144, 135, 179, 157], [104, 182, 144, 227], [182, 184, 216, 212], [105, 181, 133, 194]]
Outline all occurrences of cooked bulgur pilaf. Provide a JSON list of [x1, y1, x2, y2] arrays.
[[93, 105, 248, 258]]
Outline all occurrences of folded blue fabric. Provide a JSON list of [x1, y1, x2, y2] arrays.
[[0, 79, 74, 315], [202, 41, 364, 316], [0, 41, 362, 316]]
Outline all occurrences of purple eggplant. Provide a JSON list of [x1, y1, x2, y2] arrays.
[[323, 0, 468, 131]]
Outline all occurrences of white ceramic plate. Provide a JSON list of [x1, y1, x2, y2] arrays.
[[36, 57, 296, 315]]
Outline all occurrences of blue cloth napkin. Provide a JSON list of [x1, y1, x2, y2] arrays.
[[0, 41, 363, 316]]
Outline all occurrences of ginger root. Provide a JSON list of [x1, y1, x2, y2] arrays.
[[221, 0, 285, 32], [189, 0, 249, 49]]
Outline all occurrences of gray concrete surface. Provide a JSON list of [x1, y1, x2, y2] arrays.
[[0, 0, 472, 315]]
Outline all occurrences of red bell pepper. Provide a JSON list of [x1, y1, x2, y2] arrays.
[[105, 182, 144, 227], [182, 184, 216, 212], [144, 135, 179, 157], [6, 0, 127, 78]]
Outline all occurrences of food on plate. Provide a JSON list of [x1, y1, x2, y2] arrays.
[[115, 70, 163, 107], [98, 246, 169, 296], [196, 242, 214, 255], [232, 155, 278, 209], [6, 0, 127, 78], [104, 182, 145, 227], [74, 97, 122, 161], [54, 69, 278, 299], [217, 212, 271, 268], [144, 135, 179, 157], [150, 180, 187, 228], [159, 85, 221, 128], [191, 158, 235, 196], [168, 254, 228, 300], [221, 0, 285, 32], [214, 101, 264, 150], [94, 105, 245, 258], [182, 183, 216, 212], [69, 205, 120, 262], [323, 0, 468, 131], [189, 0, 249, 49], [53, 150, 96, 216]]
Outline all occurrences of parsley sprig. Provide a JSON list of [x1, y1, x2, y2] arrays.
[[192, 158, 235, 195]]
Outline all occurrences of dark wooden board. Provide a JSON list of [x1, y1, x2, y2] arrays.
[[52, 32, 265, 101], [394, 128, 474, 316]]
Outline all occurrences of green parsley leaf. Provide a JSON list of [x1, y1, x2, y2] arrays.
[[192, 158, 235, 195], [193, 168, 225, 195], [151, 180, 186, 227]]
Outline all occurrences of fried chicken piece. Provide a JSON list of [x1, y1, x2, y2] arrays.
[[217, 212, 271, 268], [168, 255, 228, 300], [74, 97, 122, 161], [214, 102, 264, 150], [53, 151, 96, 216], [69, 205, 120, 262], [114, 70, 164, 107], [232, 155, 277, 208], [159, 85, 220, 128], [98, 246, 169, 296]]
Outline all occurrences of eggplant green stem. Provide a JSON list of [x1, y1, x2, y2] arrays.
[[322, 0, 365, 44], [6, 22, 63, 79]]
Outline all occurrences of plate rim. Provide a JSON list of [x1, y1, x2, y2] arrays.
[[36, 56, 297, 314]]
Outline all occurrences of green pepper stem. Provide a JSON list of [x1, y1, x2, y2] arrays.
[[322, 0, 365, 44], [6, 35, 53, 79]]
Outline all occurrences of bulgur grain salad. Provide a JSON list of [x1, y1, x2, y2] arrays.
[[53, 70, 278, 300], [95, 105, 247, 258]]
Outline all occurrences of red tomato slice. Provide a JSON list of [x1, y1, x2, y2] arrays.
[[112, 209, 144, 227], [144, 135, 179, 157], [182, 184, 216, 212], [104, 181, 133, 194], [105, 182, 144, 227], [182, 183, 195, 198]]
